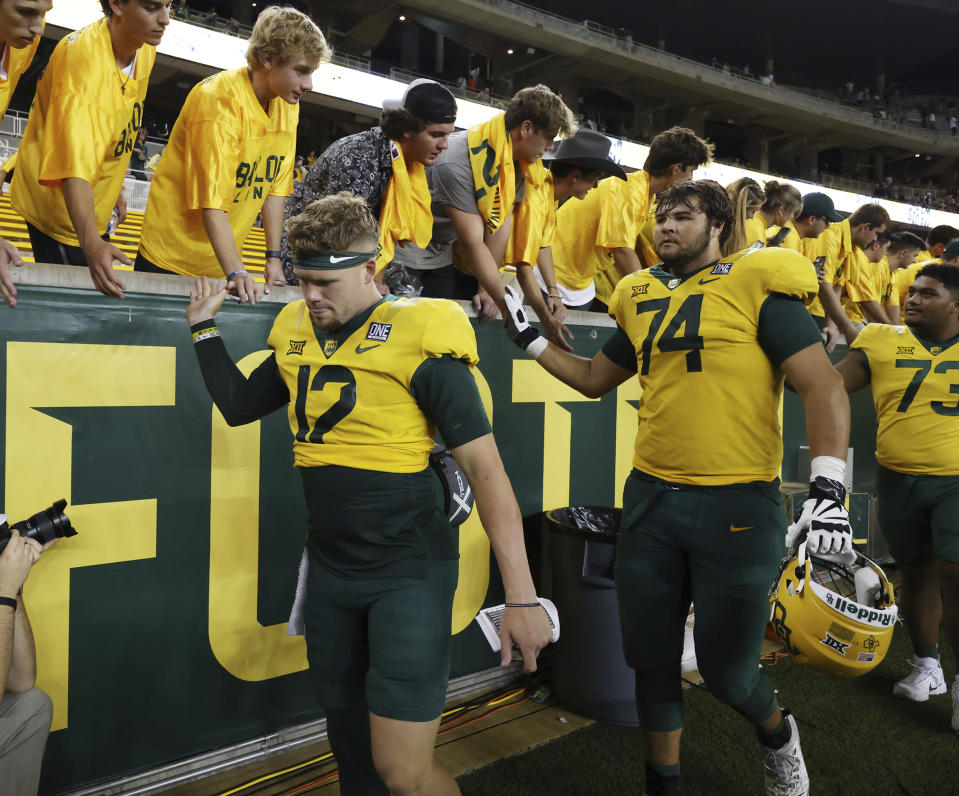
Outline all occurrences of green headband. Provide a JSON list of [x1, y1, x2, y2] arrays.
[[292, 250, 377, 270]]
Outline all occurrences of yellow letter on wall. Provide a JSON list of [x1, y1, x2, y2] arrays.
[[208, 351, 308, 681], [5, 342, 173, 730], [511, 361, 599, 512]]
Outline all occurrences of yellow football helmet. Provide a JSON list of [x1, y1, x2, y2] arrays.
[[769, 542, 898, 677]]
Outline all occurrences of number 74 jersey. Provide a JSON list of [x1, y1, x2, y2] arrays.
[[608, 247, 819, 485], [851, 323, 959, 475]]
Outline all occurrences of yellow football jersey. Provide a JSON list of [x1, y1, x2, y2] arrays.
[[139, 67, 297, 276], [851, 323, 959, 474], [609, 247, 819, 485], [894, 258, 941, 306], [11, 19, 156, 246], [267, 297, 479, 472], [552, 169, 649, 295], [0, 30, 42, 119]]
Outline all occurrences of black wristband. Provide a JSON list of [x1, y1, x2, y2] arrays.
[[0, 595, 17, 611], [810, 476, 845, 504], [265, 250, 282, 260], [505, 601, 541, 608], [514, 326, 541, 351]]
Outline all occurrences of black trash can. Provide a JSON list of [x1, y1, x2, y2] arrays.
[[544, 506, 638, 727]]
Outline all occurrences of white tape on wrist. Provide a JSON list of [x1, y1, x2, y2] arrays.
[[810, 455, 846, 484], [526, 336, 548, 359]]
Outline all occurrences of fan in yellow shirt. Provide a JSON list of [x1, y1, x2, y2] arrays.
[[880, 231, 924, 323], [551, 126, 713, 310], [804, 203, 889, 343], [136, 6, 328, 306], [0, 0, 50, 308], [11, 0, 171, 299]]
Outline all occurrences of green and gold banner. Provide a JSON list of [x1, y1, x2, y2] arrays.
[[0, 273, 876, 793]]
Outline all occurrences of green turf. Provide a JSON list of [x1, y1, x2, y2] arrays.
[[458, 628, 958, 795]]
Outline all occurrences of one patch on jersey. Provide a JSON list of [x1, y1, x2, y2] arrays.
[[366, 322, 393, 342], [897, 346, 915, 355], [323, 339, 339, 357], [287, 339, 306, 356], [711, 262, 733, 275], [667, 278, 681, 289], [631, 283, 650, 297], [930, 346, 943, 355]]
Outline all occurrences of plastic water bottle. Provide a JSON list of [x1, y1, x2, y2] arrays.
[[106, 207, 120, 236]]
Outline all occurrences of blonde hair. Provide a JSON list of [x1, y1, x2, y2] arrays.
[[247, 6, 330, 68], [285, 192, 379, 256], [724, 178, 765, 257], [504, 84, 577, 139], [761, 180, 803, 222]]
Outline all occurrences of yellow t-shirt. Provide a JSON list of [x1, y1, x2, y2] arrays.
[[552, 169, 649, 296], [11, 19, 156, 246], [267, 296, 479, 472], [894, 258, 941, 306], [636, 203, 660, 269], [803, 218, 852, 287], [842, 247, 881, 323], [139, 67, 297, 276], [0, 32, 42, 119], [851, 323, 959, 474], [878, 257, 898, 310], [608, 246, 818, 485], [745, 212, 767, 247], [505, 167, 555, 268], [769, 222, 824, 318]]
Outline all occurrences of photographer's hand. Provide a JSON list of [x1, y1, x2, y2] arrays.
[[0, 530, 41, 599], [187, 276, 230, 326]]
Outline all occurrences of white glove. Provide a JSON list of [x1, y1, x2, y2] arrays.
[[785, 476, 853, 555], [503, 285, 548, 358]]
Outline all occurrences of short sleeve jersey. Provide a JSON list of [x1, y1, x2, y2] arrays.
[[894, 258, 941, 306], [851, 323, 959, 475], [608, 246, 819, 485], [267, 296, 480, 471], [11, 19, 156, 246], [803, 218, 851, 288], [768, 222, 824, 318], [842, 248, 881, 322], [139, 67, 297, 276], [552, 169, 649, 295]]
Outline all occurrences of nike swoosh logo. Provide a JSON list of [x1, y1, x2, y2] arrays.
[[355, 343, 380, 354], [329, 255, 353, 263], [699, 277, 720, 285], [729, 524, 753, 532]]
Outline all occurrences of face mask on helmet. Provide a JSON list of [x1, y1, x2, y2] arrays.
[[769, 542, 899, 677]]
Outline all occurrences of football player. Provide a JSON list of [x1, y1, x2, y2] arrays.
[[136, 6, 328, 305], [0, 0, 51, 307], [186, 191, 552, 795], [10, 0, 172, 299], [835, 263, 959, 730], [504, 180, 851, 796]]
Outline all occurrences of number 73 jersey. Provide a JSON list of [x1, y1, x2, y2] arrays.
[[851, 323, 959, 475], [608, 247, 819, 485]]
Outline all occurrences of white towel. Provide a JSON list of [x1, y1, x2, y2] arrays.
[[287, 547, 309, 636]]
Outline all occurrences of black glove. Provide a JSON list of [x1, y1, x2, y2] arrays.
[[785, 476, 852, 555]]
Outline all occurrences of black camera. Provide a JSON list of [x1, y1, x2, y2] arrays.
[[0, 499, 76, 555]]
